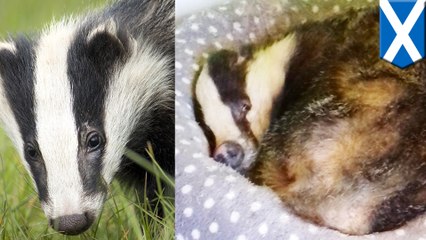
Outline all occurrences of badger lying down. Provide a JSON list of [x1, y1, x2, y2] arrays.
[[194, 7, 426, 235], [0, 0, 174, 235]]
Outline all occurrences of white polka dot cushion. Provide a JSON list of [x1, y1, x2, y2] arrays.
[[175, 0, 426, 239]]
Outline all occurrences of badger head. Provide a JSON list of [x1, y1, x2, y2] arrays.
[[194, 35, 296, 174], [0, 18, 171, 235]]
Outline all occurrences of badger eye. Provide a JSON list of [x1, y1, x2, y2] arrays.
[[240, 98, 251, 115], [26, 145, 38, 159], [241, 102, 251, 113], [87, 132, 103, 152]]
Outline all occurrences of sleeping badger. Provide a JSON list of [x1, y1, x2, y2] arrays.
[[194, 7, 426, 235], [0, 0, 174, 235], [194, 38, 295, 173]]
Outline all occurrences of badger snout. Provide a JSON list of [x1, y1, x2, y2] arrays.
[[49, 212, 95, 235], [41, 189, 107, 235], [213, 141, 244, 169]]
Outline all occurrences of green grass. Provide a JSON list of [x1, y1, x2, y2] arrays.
[[0, 1, 175, 239], [0, 131, 175, 239], [0, 0, 107, 34]]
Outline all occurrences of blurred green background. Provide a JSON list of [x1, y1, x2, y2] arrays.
[[0, 0, 174, 239], [0, 0, 106, 33]]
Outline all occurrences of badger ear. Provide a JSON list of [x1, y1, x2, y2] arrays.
[[0, 42, 16, 54], [86, 19, 133, 65], [0, 41, 17, 81], [239, 45, 253, 58], [208, 50, 239, 73]]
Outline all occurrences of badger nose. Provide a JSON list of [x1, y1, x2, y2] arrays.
[[50, 212, 94, 235], [213, 141, 244, 169]]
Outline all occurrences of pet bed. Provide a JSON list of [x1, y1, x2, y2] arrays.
[[175, 0, 426, 239]]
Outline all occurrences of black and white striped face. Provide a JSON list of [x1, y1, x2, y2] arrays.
[[194, 35, 296, 173], [0, 17, 171, 235]]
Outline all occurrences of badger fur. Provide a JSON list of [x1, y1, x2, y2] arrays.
[[194, 6, 426, 235], [0, 0, 174, 235], [194, 36, 295, 173]]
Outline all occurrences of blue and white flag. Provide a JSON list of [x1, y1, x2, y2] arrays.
[[380, 0, 425, 68]]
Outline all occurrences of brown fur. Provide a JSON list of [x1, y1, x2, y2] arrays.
[[248, 7, 426, 234]]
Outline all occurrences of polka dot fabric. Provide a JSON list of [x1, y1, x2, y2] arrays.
[[175, 0, 426, 239]]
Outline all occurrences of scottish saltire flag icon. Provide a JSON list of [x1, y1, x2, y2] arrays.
[[380, 0, 425, 68]]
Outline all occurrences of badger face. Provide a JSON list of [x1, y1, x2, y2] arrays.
[[0, 17, 170, 235], [195, 50, 256, 172], [249, 8, 426, 235], [194, 36, 296, 173]]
